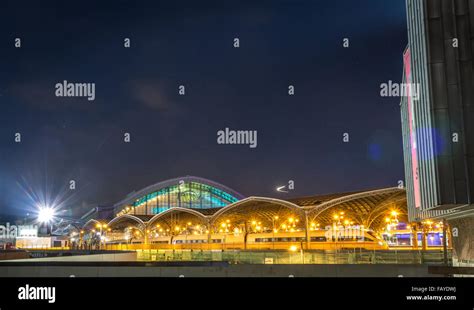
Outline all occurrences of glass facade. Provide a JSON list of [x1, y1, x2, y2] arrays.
[[128, 181, 240, 215]]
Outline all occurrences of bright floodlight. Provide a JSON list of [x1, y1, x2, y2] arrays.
[[37, 207, 55, 223]]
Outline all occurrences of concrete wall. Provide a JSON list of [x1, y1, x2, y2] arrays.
[[3, 251, 136, 262], [449, 217, 474, 262], [0, 250, 30, 260]]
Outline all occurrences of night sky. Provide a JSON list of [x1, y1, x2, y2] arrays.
[[0, 0, 407, 218]]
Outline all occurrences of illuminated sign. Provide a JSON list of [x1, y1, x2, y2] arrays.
[[404, 48, 421, 209]]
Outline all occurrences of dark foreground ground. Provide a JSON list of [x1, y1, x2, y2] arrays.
[[0, 261, 472, 277]]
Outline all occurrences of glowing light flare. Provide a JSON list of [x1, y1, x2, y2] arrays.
[[276, 186, 288, 193], [37, 206, 55, 223]]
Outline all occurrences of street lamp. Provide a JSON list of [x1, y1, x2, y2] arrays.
[[37, 206, 55, 224], [37, 206, 56, 235]]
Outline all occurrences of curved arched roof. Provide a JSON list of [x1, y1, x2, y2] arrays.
[[303, 187, 404, 212], [82, 218, 101, 229], [210, 196, 304, 224], [286, 190, 365, 207], [107, 214, 146, 228], [148, 207, 208, 227], [305, 188, 407, 231], [114, 176, 245, 208], [93, 187, 407, 232]]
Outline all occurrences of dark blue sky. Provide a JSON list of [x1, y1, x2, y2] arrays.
[[0, 0, 408, 217]]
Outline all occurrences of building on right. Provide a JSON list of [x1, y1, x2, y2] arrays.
[[401, 0, 474, 263]]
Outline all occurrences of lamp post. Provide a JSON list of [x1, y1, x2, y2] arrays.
[[95, 224, 102, 250], [272, 216, 279, 249], [37, 206, 56, 236], [80, 230, 84, 249]]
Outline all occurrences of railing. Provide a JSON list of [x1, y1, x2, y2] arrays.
[[134, 249, 451, 265]]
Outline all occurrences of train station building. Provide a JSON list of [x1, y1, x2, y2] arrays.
[[75, 176, 446, 252]]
